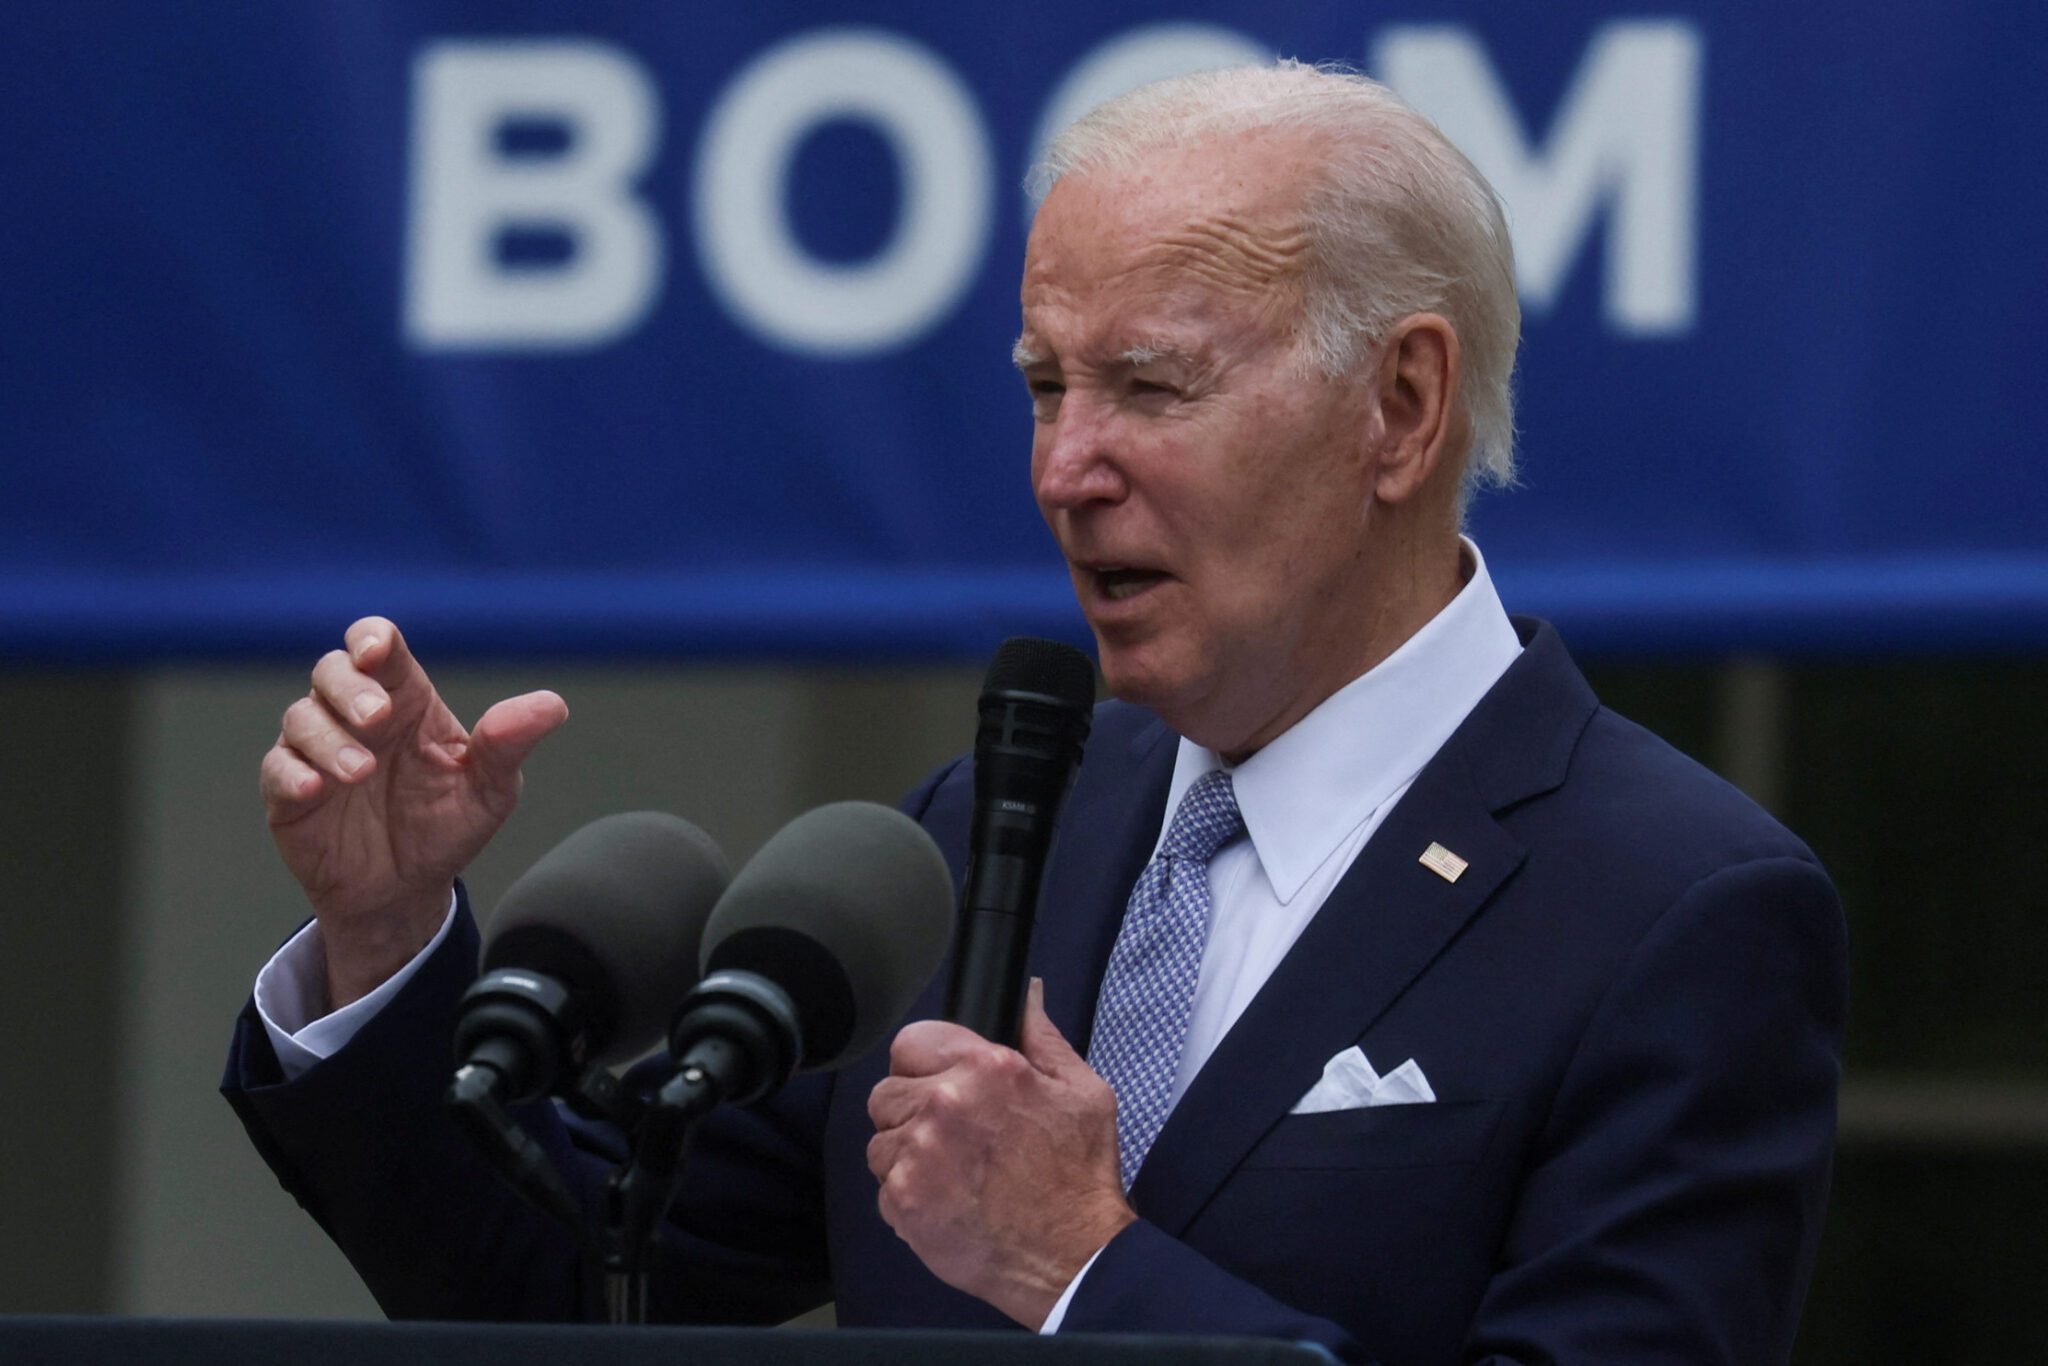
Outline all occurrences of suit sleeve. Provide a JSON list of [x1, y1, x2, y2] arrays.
[[221, 884, 834, 1324], [1061, 854, 1848, 1366]]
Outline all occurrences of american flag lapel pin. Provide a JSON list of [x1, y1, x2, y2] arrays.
[[1418, 842, 1468, 883]]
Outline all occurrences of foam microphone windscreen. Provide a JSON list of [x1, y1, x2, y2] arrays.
[[700, 802, 954, 1070], [484, 811, 730, 1066], [983, 635, 1096, 711]]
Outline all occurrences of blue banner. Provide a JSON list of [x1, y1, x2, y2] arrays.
[[2, 2, 2042, 660]]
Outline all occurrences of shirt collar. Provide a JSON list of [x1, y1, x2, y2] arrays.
[[1156, 537, 1523, 903]]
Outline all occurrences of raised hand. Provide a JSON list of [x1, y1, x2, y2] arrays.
[[258, 616, 569, 1009]]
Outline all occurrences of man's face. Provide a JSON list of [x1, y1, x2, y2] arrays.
[[1018, 135, 1387, 755]]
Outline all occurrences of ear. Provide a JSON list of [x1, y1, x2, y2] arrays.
[[1365, 313, 1462, 507]]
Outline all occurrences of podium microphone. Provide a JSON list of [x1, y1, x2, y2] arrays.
[[451, 811, 730, 1102], [607, 800, 954, 1309], [446, 811, 729, 1233], [665, 800, 956, 1111], [942, 637, 1095, 1045]]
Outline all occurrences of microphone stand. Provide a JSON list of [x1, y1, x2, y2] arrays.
[[448, 1057, 702, 1326], [605, 979, 802, 1323], [561, 1061, 706, 1328], [447, 978, 805, 1324], [601, 1059, 726, 1324], [445, 1053, 590, 1241]]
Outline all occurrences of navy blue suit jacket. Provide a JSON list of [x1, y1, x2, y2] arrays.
[[224, 620, 1846, 1365]]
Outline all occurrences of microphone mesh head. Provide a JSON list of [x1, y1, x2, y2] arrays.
[[485, 811, 729, 1066], [701, 802, 954, 1069], [983, 637, 1095, 709]]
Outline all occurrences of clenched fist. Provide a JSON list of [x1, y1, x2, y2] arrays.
[[866, 979, 1136, 1328]]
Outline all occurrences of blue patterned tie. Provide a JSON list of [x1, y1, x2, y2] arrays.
[[1088, 769, 1245, 1189]]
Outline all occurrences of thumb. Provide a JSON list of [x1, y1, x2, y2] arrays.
[[1019, 976, 1086, 1076], [466, 690, 570, 786]]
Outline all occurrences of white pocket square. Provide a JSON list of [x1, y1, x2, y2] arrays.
[[1290, 1047, 1437, 1114]]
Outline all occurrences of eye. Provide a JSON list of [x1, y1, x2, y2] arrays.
[[1027, 379, 1065, 418]]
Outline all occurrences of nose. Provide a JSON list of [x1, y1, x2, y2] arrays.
[[1032, 398, 1128, 514]]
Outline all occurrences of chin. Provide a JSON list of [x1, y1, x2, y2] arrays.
[[1090, 636, 1153, 705], [1093, 635, 1202, 725], [1098, 635, 1277, 755]]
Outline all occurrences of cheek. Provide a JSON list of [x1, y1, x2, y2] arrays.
[[1201, 474, 1363, 616], [1193, 478, 1310, 575]]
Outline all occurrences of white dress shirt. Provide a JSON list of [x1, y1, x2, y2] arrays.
[[256, 893, 459, 1076], [253, 540, 1522, 1330]]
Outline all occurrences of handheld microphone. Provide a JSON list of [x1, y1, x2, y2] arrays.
[[942, 637, 1095, 1045], [451, 811, 730, 1105], [665, 801, 956, 1108]]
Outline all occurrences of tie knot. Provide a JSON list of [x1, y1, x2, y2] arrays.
[[1160, 769, 1244, 864]]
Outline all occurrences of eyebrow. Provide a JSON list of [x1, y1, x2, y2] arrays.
[[1122, 337, 1212, 374], [1009, 338, 1202, 371]]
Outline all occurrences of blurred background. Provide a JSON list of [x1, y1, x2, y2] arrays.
[[1, 3, 2042, 1360]]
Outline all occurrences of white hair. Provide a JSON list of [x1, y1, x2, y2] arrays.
[[1029, 60, 1521, 495]]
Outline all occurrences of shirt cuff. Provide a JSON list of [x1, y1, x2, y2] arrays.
[[252, 891, 460, 1081], [1038, 1244, 1108, 1334]]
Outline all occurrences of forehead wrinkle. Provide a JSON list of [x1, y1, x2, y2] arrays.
[[1126, 213, 1311, 297], [1019, 199, 1310, 369]]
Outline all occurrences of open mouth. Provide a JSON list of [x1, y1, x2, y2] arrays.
[[1092, 567, 1170, 602]]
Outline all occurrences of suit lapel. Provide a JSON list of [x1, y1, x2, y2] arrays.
[[1127, 757, 1521, 1234], [1030, 709, 1177, 1046], [1128, 621, 1597, 1236]]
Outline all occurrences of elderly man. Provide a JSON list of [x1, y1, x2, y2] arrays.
[[227, 64, 1845, 1365]]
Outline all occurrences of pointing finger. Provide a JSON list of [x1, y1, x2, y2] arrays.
[[344, 617, 433, 715]]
